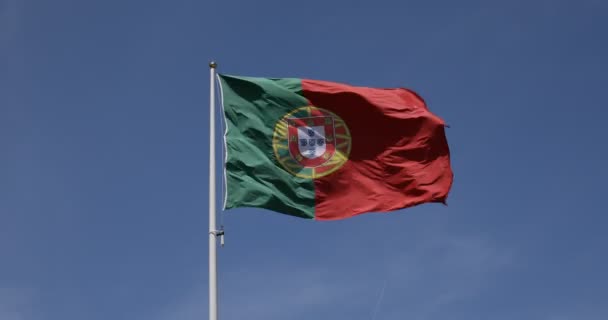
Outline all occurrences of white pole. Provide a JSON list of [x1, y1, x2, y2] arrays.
[[208, 61, 218, 320]]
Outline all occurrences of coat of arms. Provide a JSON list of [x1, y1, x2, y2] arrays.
[[287, 115, 335, 167], [272, 106, 351, 179]]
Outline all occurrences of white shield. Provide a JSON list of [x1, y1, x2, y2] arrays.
[[297, 125, 326, 159]]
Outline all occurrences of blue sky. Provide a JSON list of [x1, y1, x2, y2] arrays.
[[2, 0, 608, 319]]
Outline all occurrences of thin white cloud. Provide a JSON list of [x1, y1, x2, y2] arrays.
[[155, 265, 357, 320], [221, 267, 352, 320], [375, 232, 513, 320], [153, 228, 513, 320], [370, 280, 387, 320], [0, 288, 34, 320]]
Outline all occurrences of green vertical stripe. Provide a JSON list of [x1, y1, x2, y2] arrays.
[[218, 74, 315, 219]]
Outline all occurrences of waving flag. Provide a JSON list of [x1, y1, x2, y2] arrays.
[[218, 74, 453, 220]]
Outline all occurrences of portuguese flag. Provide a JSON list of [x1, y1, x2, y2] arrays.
[[218, 74, 453, 220]]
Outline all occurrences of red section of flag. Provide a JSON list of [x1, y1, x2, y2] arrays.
[[302, 80, 453, 220]]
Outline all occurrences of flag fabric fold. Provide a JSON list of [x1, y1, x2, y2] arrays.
[[218, 74, 453, 220]]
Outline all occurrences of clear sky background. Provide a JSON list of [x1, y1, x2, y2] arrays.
[[2, 0, 608, 319]]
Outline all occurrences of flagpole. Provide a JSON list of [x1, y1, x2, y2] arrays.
[[208, 61, 218, 320]]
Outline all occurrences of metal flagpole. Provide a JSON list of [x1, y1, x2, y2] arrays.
[[208, 61, 219, 320]]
